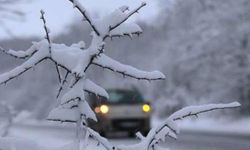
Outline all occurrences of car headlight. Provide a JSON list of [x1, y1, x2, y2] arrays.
[[100, 105, 109, 114], [142, 104, 151, 113]]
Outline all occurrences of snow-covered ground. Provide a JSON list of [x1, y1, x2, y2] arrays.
[[5, 124, 139, 150], [1, 108, 249, 150], [179, 118, 250, 136], [1, 117, 249, 150]]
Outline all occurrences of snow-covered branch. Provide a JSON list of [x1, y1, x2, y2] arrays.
[[108, 23, 142, 39], [47, 106, 78, 123], [68, 0, 100, 36], [86, 127, 115, 150], [40, 10, 62, 84], [127, 102, 241, 150], [93, 54, 165, 81], [0, 50, 48, 85], [84, 79, 109, 99], [169, 102, 241, 121], [108, 2, 146, 32], [0, 45, 37, 59]]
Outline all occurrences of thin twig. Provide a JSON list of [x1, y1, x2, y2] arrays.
[[56, 71, 69, 98], [40, 10, 62, 83], [40, 10, 52, 54], [55, 65, 62, 83]]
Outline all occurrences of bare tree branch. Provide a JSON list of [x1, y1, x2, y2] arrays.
[[40, 10, 52, 54], [55, 65, 62, 83], [56, 71, 70, 98]]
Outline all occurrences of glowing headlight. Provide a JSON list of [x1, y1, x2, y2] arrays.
[[100, 105, 109, 114], [142, 104, 151, 112]]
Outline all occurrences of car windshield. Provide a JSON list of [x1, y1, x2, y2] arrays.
[[106, 89, 143, 104]]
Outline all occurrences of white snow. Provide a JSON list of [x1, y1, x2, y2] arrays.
[[179, 117, 250, 136], [79, 100, 97, 121], [0, 137, 42, 150], [168, 102, 241, 121], [109, 23, 142, 37], [94, 54, 166, 80], [84, 79, 109, 99], [47, 106, 79, 123], [60, 78, 86, 105], [0, 45, 37, 59], [0, 0, 242, 150]]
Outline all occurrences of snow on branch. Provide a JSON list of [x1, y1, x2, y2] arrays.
[[128, 102, 241, 150], [84, 79, 109, 99], [108, 2, 146, 32], [169, 102, 241, 121], [93, 54, 165, 81], [95, 2, 145, 38], [40, 10, 63, 83], [0, 45, 37, 59], [86, 127, 115, 150], [68, 0, 100, 36], [47, 106, 78, 123], [108, 23, 142, 39], [0, 49, 48, 85], [60, 78, 86, 105], [48, 100, 97, 123], [59, 77, 108, 104]]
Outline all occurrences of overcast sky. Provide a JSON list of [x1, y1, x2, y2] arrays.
[[0, 0, 162, 40]]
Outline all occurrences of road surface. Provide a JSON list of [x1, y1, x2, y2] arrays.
[[8, 124, 250, 150]]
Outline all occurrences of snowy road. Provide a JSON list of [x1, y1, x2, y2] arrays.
[[9, 124, 250, 150]]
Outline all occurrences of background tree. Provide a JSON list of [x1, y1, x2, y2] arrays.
[[0, 0, 27, 35]]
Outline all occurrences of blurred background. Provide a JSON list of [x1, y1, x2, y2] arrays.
[[0, 0, 249, 120]]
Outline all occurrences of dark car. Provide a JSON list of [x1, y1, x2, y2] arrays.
[[88, 89, 151, 137]]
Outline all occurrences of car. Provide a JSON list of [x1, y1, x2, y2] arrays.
[[87, 89, 151, 137]]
